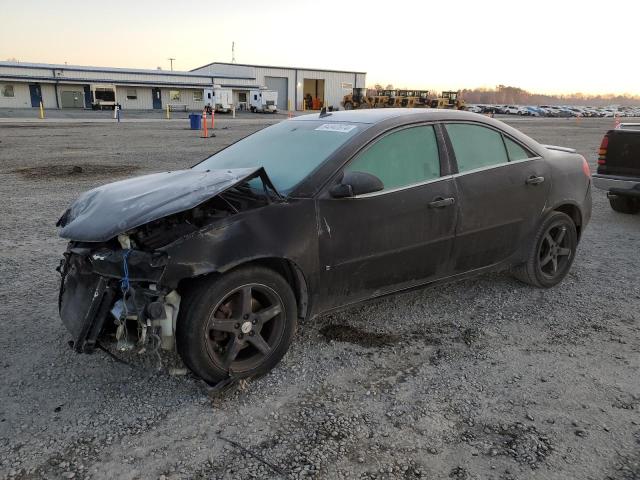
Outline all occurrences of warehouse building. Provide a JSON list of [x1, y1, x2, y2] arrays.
[[190, 62, 366, 111], [0, 61, 249, 111], [0, 60, 366, 111]]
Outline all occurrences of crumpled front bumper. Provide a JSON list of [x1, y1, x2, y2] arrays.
[[58, 247, 168, 353]]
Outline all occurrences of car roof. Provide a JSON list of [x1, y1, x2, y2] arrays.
[[291, 108, 486, 124]]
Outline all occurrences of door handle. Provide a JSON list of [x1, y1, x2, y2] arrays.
[[525, 175, 545, 185], [428, 197, 455, 208]]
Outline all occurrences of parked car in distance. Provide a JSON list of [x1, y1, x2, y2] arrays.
[[525, 107, 542, 117], [503, 105, 520, 115], [593, 123, 640, 213], [56, 109, 593, 384]]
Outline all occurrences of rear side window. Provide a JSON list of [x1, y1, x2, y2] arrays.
[[504, 137, 533, 161], [346, 125, 440, 191], [446, 124, 508, 172]]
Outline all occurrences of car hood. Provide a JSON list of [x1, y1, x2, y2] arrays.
[[57, 167, 267, 242]]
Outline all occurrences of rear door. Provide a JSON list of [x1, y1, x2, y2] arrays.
[[444, 122, 550, 272], [316, 124, 458, 311]]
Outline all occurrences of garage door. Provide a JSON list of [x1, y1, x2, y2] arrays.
[[264, 76, 287, 111], [61, 90, 84, 108]]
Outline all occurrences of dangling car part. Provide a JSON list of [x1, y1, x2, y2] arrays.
[[56, 110, 592, 385]]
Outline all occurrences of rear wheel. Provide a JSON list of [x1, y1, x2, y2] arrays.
[[177, 266, 297, 385], [512, 211, 577, 288], [343, 101, 353, 110], [608, 195, 640, 214]]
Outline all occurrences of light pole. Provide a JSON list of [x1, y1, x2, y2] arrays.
[[168, 58, 175, 71]]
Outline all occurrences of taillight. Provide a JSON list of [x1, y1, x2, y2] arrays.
[[598, 135, 608, 165], [580, 155, 591, 178]]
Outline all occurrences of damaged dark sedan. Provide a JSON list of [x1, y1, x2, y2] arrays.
[[57, 109, 592, 384]]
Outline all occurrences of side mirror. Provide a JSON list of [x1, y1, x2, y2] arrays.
[[329, 171, 384, 198]]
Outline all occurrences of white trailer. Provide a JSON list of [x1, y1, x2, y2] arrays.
[[214, 87, 233, 113], [249, 89, 278, 113], [204, 87, 233, 113], [90, 84, 118, 110]]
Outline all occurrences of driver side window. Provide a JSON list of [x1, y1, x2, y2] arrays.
[[345, 125, 441, 191]]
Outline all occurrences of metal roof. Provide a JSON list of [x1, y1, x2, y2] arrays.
[[0, 61, 255, 80], [191, 61, 366, 75]]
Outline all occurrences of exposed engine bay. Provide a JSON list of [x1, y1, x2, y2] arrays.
[[56, 167, 281, 356]]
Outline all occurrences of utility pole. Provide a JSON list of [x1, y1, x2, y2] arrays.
[[168, 58, 175, 71], [231, 42, 236, 63]]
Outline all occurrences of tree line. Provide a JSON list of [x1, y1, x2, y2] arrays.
[[370, 84, 640, 106]]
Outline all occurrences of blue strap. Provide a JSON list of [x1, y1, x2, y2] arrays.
[[121, 249, 131, 293]]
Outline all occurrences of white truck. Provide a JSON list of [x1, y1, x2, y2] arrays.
[[249, 89, 278, 113], [90, 84, 118, 110]]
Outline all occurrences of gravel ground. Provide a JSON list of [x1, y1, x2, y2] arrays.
[[0, 115, 638, 480]]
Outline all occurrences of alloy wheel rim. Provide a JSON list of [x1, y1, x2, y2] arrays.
[[205, 283, 284, 373], [538, 223, 573, 278]]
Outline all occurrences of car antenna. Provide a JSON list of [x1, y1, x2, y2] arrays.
[[319, 106, 331, 118]]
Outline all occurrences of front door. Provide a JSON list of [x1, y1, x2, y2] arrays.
[[444, 122, 550, 272], [29, 84, 42, 107], [317, 124, 458, 311], [152, 87, 162, 109]]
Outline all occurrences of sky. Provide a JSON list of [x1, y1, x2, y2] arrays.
[[1, 0, 639, 96]]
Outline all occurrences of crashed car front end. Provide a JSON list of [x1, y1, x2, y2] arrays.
[[56, 167, 281, 354]]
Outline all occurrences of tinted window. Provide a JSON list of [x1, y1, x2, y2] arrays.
[[194, 121, 365, 194], [504, 137, 532, 161], [446, 124, 508, 172], [345, 126, 440, 191]]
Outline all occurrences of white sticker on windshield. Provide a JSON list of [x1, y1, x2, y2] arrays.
[[315, 124, 357, 133]]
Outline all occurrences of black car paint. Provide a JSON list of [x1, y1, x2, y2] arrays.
[[57, 109, 592, 352]]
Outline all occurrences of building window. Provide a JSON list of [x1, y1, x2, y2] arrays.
[[170, 90, 181, 101], [193, 90, 203, 102], [2, 85, 14, 97], [238, 92, 247, 102], [126, 89, 137, 100]]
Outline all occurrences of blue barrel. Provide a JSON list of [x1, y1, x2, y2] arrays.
[[189, 113, 202, 130]]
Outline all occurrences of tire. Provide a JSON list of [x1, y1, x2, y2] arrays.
[[176, 266, 297, 385], [344, 101, 353, 110], [608, 195, 640, 214], [512, 211, 578, 288]]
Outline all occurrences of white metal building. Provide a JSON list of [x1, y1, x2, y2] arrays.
[[0, 60, 366, 111], [191, 62, 366, 111], [0, 61, 253, 111]]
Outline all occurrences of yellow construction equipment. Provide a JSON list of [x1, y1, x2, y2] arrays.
[[341, 88, 371, 110], [430, 91, 465, 110], [342, 88, 464, 110]]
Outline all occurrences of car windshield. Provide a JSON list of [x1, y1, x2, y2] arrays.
[[193, 120, 366, 194]]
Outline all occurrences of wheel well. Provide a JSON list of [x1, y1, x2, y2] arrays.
[[248, 258, 309, 320], [553, 204, 582, 239], [176, 258, 310, 320]]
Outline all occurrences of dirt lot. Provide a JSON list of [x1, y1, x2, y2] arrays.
[[0, 115, 638, 480]]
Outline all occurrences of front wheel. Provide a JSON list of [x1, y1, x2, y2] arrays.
[[512, 211, 578, 288], [609, 195, 640, 214], [176, 266, 297, 385]]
